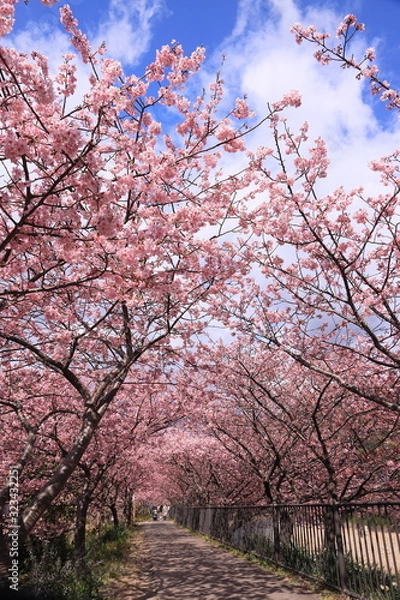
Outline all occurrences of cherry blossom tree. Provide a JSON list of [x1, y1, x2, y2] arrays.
[[291, 14, 400, 111], [171, 339, 400, 504], [145, 429, 261, 506], [0, 0, 286, 573], [152, 15, 400, 508], [223, 15, 400, 413], [0, 371, 83, 529], [2, 5, 399, 585]]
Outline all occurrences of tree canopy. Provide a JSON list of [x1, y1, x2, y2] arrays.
[[0, 3, 399, 583]]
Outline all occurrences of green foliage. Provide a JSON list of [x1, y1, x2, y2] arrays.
[[22, 541, 101, 600], [88, 524, 131, 577], [280, 543, 319, 577], [20, 525, 132, 600], [247, 533, 274, 558], [134, 506, 154, 522], [342, 554, 400, 600]]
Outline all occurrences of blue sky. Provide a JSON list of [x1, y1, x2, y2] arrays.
[[7, 0, 400, 195], [10, 0, 400, 123], [12, 0, 400, 78]]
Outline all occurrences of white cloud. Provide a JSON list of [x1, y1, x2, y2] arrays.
[[6, 0, 167, 108], [94, 0, 166, 66], [7, 0, 166, 75], [203, 0, 400, 197], [6, 21, 93, 108], [7, 21, 70, 66], [7, 0, 400, 199]]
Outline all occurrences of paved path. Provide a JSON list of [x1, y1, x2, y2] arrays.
[[143, 521, 320, 600]]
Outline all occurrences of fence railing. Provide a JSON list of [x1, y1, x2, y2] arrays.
[[170, 502, 400, 600]]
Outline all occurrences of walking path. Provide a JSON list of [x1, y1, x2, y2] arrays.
[[142, 520, 321, 600]]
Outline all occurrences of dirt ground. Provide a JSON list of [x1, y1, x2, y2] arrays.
[[102, 525, 157, 600], [102, 521, 348, 600], [102, 521, 327, 600]]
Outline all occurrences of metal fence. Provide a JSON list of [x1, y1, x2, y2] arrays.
[[170, 502, 400, 600]]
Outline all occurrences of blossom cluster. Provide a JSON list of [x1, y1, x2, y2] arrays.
[[291, 14, 400, 111]]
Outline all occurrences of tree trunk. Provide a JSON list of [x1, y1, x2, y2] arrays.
[[109, 503, 119, 529], [124, 492, 133, 526], [74, 495, 90, 560], [20, 406, 104, 540]]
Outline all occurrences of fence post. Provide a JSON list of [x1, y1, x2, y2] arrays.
[[333, 504, 347, 593], [273, 505, 281, 562], [203, 506, 211, 536]]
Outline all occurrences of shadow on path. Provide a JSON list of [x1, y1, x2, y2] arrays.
[[143, 521, 319, 600]]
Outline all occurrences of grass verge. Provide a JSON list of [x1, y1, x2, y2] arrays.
[[18, 525, 138, 600]]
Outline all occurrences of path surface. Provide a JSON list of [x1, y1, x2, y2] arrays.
[[143, 520, 320, 600]]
